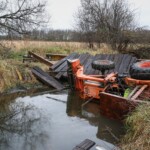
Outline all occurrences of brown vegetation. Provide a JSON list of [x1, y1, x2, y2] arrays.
[[0, 41, 117, 92], [120, 103, 150, 150], [2, 40, 118, 55], [0, 40, 149, 93], [0, 59, 49, 93]]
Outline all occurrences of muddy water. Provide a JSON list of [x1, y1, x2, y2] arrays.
[[0, 90, 124, 150]]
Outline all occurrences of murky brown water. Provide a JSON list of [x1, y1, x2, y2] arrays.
[[0, 90, 124, 150]]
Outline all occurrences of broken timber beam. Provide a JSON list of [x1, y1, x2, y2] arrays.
[[28, 51, 54, 66], [131, 85, 148, 100], [46, 53, 67, 61], [32, 66, 64, 90], [72, 139, 95, 150], [127, 85, 141, 99]]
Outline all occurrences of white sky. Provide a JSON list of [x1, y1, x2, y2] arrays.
[[47, 0, 150, 30]]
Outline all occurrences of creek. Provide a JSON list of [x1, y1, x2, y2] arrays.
[[0, 90, 125, 150]]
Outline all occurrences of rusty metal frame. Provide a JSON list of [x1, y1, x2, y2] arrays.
[[125, 77, 150, 86], [68, 59, 117, 99]]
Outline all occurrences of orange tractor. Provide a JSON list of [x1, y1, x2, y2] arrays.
[[67, 59, 150, 120]]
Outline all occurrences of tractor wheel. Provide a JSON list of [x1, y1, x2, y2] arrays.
[[92, 60, 115, 71], [129, 60, 150, 80]]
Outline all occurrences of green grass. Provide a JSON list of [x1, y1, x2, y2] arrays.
[[120, 103, 150, 150], [8, 51, 26, 60]]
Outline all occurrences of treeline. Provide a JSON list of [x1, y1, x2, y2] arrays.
[[28, 29, 82, 42], [0, 29, 82, 42], [1, 28, 150, 44]]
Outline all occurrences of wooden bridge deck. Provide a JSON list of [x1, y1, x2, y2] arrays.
[[32, 66, 64, 89], [51, 53, 137, 79]]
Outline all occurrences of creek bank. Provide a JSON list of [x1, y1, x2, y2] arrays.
[[0, 83, 51, 102], [120, 103, 150, 150]]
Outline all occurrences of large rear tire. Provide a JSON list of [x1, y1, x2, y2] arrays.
[[129, 60, 150, 80]]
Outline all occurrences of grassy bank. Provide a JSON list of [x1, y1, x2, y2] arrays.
[[0, 59, 49, 93], [120, 103, 150, 150], [0, 41, 117, 92]]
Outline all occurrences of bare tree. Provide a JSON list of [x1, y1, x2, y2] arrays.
[[105, 0, 134, 50], [75, 0, 135, 51], [0, 0, 49, 58], [75, 0, 96, 48], [0, 0, 48, 36]]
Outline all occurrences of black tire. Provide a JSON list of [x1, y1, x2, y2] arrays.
[[129, 60, 150, 80], [92, 60, 115, 70]]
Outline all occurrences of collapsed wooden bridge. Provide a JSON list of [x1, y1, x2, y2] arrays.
[[51, 53, 137, 79], [32, 66, 64, 90], [29, 51, 138, 89]]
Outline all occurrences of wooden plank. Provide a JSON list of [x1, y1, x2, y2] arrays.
[[62, 53, 91, 78], [84, 56, 94, 74], [51, 53, 138, 79], [112, 54, 120, 70], [120, 54, 133, 74], [80, 53, 91, 65], [51, 53, 77, 70], [46, 53, 67, 61], [32, 67, 64, 90], [63, 53, 91, 78], [55, 53, 80, 79], [127, 85, 141, 99], [131, 85, 148, 100], [126, 56, 137, 73], [73, 139, 95, 150], [51, 53, 74, 70], [55, 53, 79, 72], [86, 57, 95, 75], [28, 51, 54, 66], [114, 54, 124, 73], [117, 54, 129, 74]]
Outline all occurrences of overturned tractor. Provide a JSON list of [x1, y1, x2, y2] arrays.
[[67, 59, 150, 120]]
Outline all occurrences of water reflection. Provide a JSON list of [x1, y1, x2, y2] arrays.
[[0, 90, 124, 150], [67, 90, 125, 144], [0, 100, 50, 150]]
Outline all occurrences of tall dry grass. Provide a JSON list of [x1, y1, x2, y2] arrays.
[[0, 40, 117, 92], [0, 59, 50, 92], [1, 40, 117, 55], [120, 103, 150, 150]]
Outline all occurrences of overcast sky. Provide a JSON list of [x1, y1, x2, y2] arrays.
[[47, 0, 150, 30]]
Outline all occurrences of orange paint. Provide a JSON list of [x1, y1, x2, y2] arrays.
[[69, 59, 117, 99], [68, 59, 150, 120], [125, 77, 150, 86], [139, 62, 150, 68]]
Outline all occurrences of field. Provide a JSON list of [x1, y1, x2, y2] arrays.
[[1, 40, 117, 56]]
